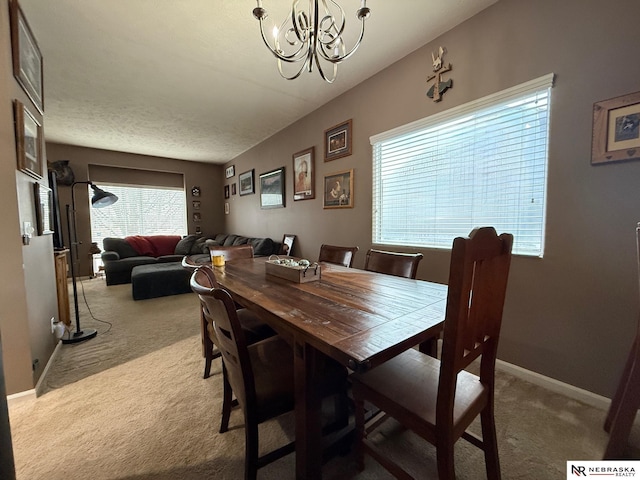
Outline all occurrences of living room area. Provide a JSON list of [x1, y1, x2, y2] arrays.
[[3, 0, 640, 478]]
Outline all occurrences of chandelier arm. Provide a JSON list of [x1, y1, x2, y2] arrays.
[[277, 56, 309, 80], [316, 19, 365, 64], [313, 50, 338, 83], [258, 19, 308, 63]]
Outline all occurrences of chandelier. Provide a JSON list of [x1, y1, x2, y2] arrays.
[[252, 1, 371, 83]]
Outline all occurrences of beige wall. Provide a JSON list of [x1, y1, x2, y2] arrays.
[[45, 143, 224, 277], [0, 0, 57, 394], [224, 0, 640, 397]]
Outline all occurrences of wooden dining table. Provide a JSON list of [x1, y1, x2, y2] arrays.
[[212, 257, 448, 480]]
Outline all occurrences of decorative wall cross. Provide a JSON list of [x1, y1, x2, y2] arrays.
[[426, 46, 452, 102]]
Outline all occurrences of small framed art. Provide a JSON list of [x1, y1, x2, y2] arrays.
[[225, 165, 235, 178], [34, 182, 53, 235], [324, 119, 352, 162], [259, 167, 285, 209], [224, 185, 230, 199], [232, 183, 237, 195], [323, 169, 353, 209], [239, 169, 255, 196], [191, 186, 201, 197], [14, 99, 42, 179], [10, 0, 44, 114], [293, 147, 315, 201], [192, 200, 201, 210], [592, 91, 640, 165], [280, 234, 296, 256]]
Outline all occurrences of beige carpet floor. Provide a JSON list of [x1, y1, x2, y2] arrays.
[[6, 276, 632, 479]]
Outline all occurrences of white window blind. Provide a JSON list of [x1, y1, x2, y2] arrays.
[[89, 184, 187, 250], [371, 73, 554, 257]]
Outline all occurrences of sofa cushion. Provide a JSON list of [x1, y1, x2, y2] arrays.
[[214, 233, 229, 245], [222, 234, 239, 246], [248, 237, 274, 256], [125, 235, 181, 256], [232, 236, 250, 246], [175, 234, 201, 255], [190, 236, 209, 254], [103, 237, 139, 259]]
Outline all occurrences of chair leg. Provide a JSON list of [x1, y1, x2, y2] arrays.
[[245, 423, 259, 480], [480, 407, 501, 480], [436, 439, 456, 480], [604, 356, 640, 459], [220, 364, 233, 434], [354, 396, 366, 472], [605, 339, 637, 432]]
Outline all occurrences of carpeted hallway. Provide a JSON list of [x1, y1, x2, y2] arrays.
[[6, 276, 627, 479]]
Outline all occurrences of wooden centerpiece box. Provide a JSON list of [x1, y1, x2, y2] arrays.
[[265, 256, 321, 283]]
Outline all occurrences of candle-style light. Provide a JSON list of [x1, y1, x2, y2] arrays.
[[252, 0, 371, 83]]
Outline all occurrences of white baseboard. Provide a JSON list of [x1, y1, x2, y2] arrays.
[[496, 359, 610, 411], [7, 340, 62, 407]]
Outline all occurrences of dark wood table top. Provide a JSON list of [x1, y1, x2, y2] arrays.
[[213, 257, 448, 372]]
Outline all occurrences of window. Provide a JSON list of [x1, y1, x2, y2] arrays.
[[90, 184, 187, 250], [371, 74, 554, 257]]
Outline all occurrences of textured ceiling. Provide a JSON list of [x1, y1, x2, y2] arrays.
[[18, 0, 497, 164]]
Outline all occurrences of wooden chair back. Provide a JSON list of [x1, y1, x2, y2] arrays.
[[439, 227, 513, 411], [318, 244, 359, 267], [193, 271, 255, 413], [208, 244, 254, 262], [364, 249, 424, 279]]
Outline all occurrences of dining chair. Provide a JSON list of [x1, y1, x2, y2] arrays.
[[318, 244, 359, 268], [603, 222, 640, 459], [351, 227, 513, 479], [364, 248, 424, 279], [194, 275, 349, 480], [208, 244, 255, 262], [184, 247, 275, 380]]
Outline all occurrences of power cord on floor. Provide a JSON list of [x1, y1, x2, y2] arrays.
[[78, 276, 113, 334]]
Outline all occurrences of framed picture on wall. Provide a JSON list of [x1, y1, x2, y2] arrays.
[[259, 167, 285, 209], [34, 182, 53, 235], [224, 185, 230, 199], [324, 119, 352, 162], [293, 146, 315, 201], [232, 183, 237, 195], [225, 165, 235, 178], [10, 0, 44, 114], [592, 91, 640, 165], [14, 99, 43, 179], [239, 169, 255, 196], [323, 169, 353, 209]]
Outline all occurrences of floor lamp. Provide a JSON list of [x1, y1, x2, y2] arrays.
[[64, 181, 118, 344]]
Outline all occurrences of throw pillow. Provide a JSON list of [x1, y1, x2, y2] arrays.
[[175, 234, 201, 255], [147, 235, 181, 256], [125, 236, 155, 256], [249, 237, 274, 256], [190, 236, 208, 255]]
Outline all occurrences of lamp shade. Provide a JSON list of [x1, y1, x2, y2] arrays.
[[90, 185, 118, 208]]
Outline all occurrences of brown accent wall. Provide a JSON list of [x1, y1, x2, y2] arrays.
[[224, 0, 640, 397], [46, 143, 225, 277]]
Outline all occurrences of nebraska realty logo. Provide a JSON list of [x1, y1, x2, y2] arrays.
[[568, 461, 639, 477]]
